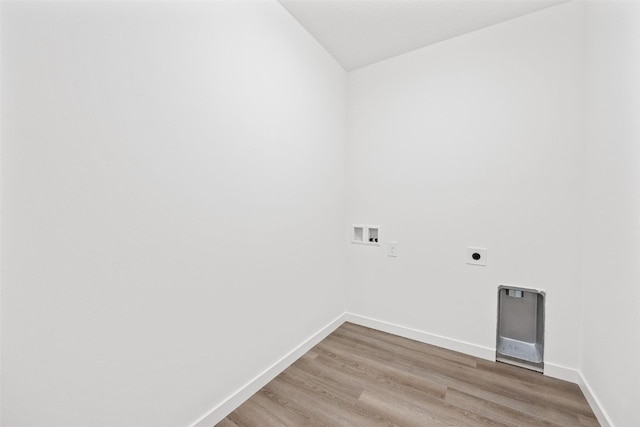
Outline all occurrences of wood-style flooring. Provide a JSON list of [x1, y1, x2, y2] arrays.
[[217, 322, 599, 426]]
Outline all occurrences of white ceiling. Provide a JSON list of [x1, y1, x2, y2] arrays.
[[279, 0, 566, 70]]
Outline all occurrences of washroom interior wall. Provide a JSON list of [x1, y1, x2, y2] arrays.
[[1, 1, 348, 426], [346, 1, 585, 371], [581, 1, 640, 426], [1, 0, 639, 426]]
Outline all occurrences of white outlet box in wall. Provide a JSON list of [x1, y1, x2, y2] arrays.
[[352, 225, 366, 244], [351, 224, 381, 246], [366, 226, 380, 245]]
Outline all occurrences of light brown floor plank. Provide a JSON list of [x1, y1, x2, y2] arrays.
[[216, 322, 599, 426]]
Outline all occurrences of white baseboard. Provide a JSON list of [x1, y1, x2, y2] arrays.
[[344, 312, 496, 361], [543, 362, 580, 383], [578, 372, 613, 427], [189, 313, 346, 427]]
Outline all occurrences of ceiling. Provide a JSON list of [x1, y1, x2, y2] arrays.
[[278, 0, 566, 71]]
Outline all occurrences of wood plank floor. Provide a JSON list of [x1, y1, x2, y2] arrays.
[[216, 322, 599, 426]]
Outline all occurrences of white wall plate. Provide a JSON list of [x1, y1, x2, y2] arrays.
[[467, 247, 487, 266]]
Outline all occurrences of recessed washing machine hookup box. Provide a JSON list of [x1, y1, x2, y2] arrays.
[[496, 285, 545, 372]]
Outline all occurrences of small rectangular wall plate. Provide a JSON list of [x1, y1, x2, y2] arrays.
[[388, 241, 398, 257], [467, 247, 487, 266]]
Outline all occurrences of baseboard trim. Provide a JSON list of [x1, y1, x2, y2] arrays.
[[344, 312, 496, 361], [189, 313, 346, 427], [543, 362, 580, 383], [578, 372, 613, 427]]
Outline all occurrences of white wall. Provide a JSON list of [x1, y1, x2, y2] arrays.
[[581, 1, 640, 426], [346, 2, 585, 371], [0, 1, 347, 426], [3, 1, 640, 426]]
